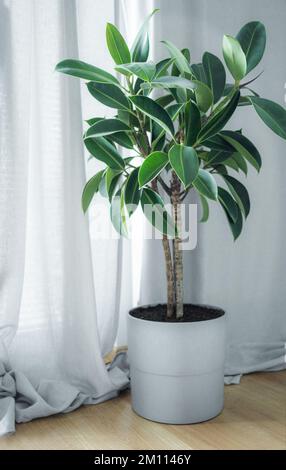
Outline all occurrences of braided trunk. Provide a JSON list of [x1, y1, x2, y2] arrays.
[[172, 173, 184, 319]]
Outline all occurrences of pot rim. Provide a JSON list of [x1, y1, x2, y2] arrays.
[[128, 303, 226, 325]]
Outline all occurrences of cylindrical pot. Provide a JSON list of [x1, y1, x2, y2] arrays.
[[127, 304, 226, 424]]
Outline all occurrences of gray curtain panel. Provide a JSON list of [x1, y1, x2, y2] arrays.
[[139, 0, 286, 381]]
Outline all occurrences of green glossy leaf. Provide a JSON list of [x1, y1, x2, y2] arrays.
[[206, 149, 230, 166], [120, 187, 129, 235], [224, 157, 240, 172], [131, 9, 158, 62], [130, 95, 174, 135], [222, 35, 247, 81], [193, 80, 213, 112], [152, 134, 165, 152], [197, 151, 210, 162], [116, 62, 156, 81], [161, 40, 191, 75], [238, 96, 253, 107], [81, 170, 105, 213], [107, 132, 134, 149], [151, 120, 164, 141], [185, 101, 201, 146], [136, 133, 150, 155], [166, 103, 185, 120], [105, 168, 122, 201], [117, 109, 140, 128], [175, 49, 190, 66], [84, 137, 125, 170], [197, 91, 240, 143], [155, 94, 174, 108], [85, 117, 103, 126], [131, 30, 150, 62], [87, 82, 130, 110], [132, 32, 150, 62], [224, 203, 243, 240], [249, 97, 286, 140], [170, 87, 188, 104], [223, 83, 235, 96], [138, 151, 169, 187], [220, 130, 261, 172], [124, 156, 136, 165], [168, 144, 199, 188], [171, 48, 191, 76], [242, 85, 260, 95], [193, 169, 218, 200], [141, 76, 195, 91], [191, 63, 207, 83], [232, 152, 248, 175], [134, 77, 144, 94], [213, 164, 228, 176], [218, 186, 238, 223], [204, 134, 234, 153], [110, 189, 128, 237], [151, 104, 184, 151], [202, 52, 226, 103], [199, 194, 209, 223], [55, 59, 119, 84], [223, 174, 250, 218], [124, 168, 141, 216], [140, 188, 176, 237], [236, 21, 266, 73], [99, 170, 108, 197], [106, 23, 131, 65], [155, 58, 174, 78], [85, 119, 131, 138], [133, 33, 149, 63]]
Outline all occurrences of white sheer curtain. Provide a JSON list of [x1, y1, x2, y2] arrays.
[[76, 0, 134, 354], [0, 0, 129, 437]]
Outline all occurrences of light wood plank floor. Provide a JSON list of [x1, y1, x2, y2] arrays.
[[0, 371, 285, 450]]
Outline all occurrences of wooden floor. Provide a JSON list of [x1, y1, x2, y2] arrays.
[[0, 371, 285, 450]]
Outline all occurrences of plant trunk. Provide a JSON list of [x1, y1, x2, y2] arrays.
[[151, 179, 175, 318], [172, 174, 184, 319], [162, 235, 175, 318]]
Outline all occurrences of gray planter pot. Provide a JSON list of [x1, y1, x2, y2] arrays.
[[127, 305, 226, 424]]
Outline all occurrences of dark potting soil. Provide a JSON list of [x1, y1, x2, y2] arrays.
[[129, 304, 225, 323]]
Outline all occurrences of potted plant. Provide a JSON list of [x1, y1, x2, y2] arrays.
[[56, 11, 286, 424]]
